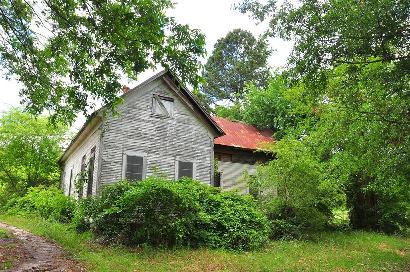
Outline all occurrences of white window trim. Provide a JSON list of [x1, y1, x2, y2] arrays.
[[122, 151, 147, 181], [175, 157, 196, 180], [68, 166, 74, 196]]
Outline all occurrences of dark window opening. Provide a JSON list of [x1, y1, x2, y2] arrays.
[[68, 168, 73, 196], [126, 155, 144, 181], [214, 172, 221, 187], [79, 155, 86, 198], [87, 147, 96, 196], [178, 161, 193, 179]]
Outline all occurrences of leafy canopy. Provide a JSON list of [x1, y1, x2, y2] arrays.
[[239, 0, 410, 232], [0, 108, 67, 203], [202, 28, 271, 103], [0, 0, 206, 124], [238, 0, 410, 86]]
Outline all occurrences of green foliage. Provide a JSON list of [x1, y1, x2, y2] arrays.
[[239, 0, 410, 88], [0, 108, 67, 205], [72, 197, 100, 233], [200, 191, 270, 250], [214, 103, 243, 121], [3, 214, 410, 272], [0, 228, 10, 238], [202, 29, 271, 103], [239, 0, 410, 234], [241, 76, 316, 139], [0, 0, 206, 124], [269, 219, 301, 240], [75, 177, 269, 250], [7, 186, 75, 223], [247, 140, 345, 238], [212, 75, 315, 140]]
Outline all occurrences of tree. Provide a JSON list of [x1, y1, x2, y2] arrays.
[[239, 0, 410, 232], [238, 0, 410, 88], [0, 0, 206, 124], [0, 108, 67, 203], [241, 75, 316, 139], [201, 29, 271, 103]]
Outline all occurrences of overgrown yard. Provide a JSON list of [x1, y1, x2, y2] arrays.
[[1, 215, 408, 272]]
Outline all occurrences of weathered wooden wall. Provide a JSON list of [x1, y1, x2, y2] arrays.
[[99, 76, 215, 186], [215, 145, 273, 194], [61, 121, 102, 197]]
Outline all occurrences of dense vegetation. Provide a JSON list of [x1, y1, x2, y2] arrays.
[[2, 214, 409, 272], [210, 0, 410, 236], [0, 109, 67, 206], [4, 178, 270, 250], [0, 1, 409, 270]]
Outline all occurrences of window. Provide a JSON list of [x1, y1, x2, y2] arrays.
[[177, 161, 194, 179], [214, 172, 221, 187], [87, 147, 96, 196], [79, 155, 86, 198], [68, 168, 73, 196], [123, 153, 146, 181], [152, 94, 174, 117]]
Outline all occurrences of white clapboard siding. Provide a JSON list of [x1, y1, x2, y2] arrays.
[[62, 126, 102, 197], [219, 161, 257, 194], [99, 77, 215, 186]]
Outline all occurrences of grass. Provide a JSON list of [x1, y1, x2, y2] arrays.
[[0, 227, 14, 270], [0, 228, 10, 238], [0, 214, 409, 272]]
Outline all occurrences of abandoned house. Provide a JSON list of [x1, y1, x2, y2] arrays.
[[59, 70, 274, 197]]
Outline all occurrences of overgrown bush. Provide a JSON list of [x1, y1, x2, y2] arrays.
[[72, 197, 100, 232], [7, 186, 75, 223], [200, 191, 270, 250], [246, 140, 346, 239], [269, 219, 301, 240], [74, 177, 269, 250]]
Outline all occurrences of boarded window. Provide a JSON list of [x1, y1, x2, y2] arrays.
[[152, 95, 174, 117], [87, 147, 96, 196], [125, 155, 144, 181], [178, 161, 193, 179]]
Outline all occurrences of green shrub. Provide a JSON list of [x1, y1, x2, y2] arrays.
[[76, 177, 269, 250], [200, 192, 270, 250], [261, 199, 329, 240], [72, 197, 100, 232], [8, 186, 75, 223], [269, 219, 301, 240]]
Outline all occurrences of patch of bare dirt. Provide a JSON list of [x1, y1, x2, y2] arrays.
[[0, 222, 84, 272]]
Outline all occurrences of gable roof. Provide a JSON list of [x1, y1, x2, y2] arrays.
[[60, 70, 224, 163], [212, 116, 275, 151], [158, 71, 224, 136]]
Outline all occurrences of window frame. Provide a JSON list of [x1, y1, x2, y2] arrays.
[[78, 154, 87, 198], [122, 151, 147, 181], [68, 167, 74, 196], [175, 158, 196, 180], [86, 146, 96, 196], [152, 94, 174, 118]]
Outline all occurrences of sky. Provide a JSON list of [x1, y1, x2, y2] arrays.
[[0, 0, 292, 130]]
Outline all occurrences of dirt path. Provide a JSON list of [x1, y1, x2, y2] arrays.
[[0, 222, 84, 272]]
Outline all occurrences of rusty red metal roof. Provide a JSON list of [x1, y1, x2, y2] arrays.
[[212, 116, 275, 150]]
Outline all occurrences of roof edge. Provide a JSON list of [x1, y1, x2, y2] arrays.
[[162, 71, 224, 136], [60, 70, 224, 165]]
